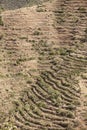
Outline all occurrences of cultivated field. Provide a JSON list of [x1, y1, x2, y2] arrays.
[[0, 0, 87, 130]]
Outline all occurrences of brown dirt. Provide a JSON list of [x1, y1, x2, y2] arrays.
[[0, 0, 87, 129]]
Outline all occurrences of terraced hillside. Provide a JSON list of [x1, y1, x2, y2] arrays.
[[0, 0, 87, 130]]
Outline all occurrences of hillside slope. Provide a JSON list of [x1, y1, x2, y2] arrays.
[[0, 0, 49, 10], [0, 0, 87, 130]]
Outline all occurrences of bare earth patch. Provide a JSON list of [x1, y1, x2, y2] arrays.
[[0, 0, 87, 129]]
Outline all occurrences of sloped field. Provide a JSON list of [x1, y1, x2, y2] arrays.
[[0, 0, 49, 10], [0, 0, 87, 130]]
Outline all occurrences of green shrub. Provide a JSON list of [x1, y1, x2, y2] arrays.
[[78, 7, 86, 13], [0, 16, 4, 26], [0, 34, 3, 40], [33, 31, 43, 35]]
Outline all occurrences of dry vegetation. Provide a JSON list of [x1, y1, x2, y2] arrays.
[[0, 0, 87, 130]]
